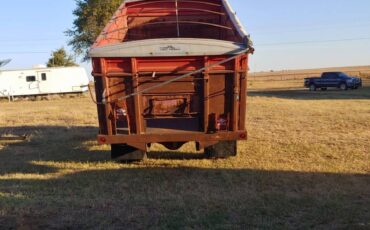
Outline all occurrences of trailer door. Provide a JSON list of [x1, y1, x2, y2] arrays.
[[26, 75, 39, 94], [37, 71, 50, 94]]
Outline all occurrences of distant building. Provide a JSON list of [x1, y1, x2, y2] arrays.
[[0, 66, 89, 98]]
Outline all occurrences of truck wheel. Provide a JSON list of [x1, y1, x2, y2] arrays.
[[321, 88, 327, 91], [339, 83, 348, 91], [111, 144, 147, 162], [205, 141, 237, 159], [309, 84, 317, 91]]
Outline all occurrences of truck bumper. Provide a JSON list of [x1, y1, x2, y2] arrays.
[[97, 131, 247, 151], [349, 82, 362, 88]]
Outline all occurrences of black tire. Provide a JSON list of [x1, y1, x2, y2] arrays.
[[309, 84, 317, 91], [339, 83, 348, 91], [321, 88, 327, 91], [111, 144, 147, 162], [205, 141, 237, 159]]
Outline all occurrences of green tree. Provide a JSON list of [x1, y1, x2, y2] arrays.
[[47, 48, 78, 67], [66, 0, 122, 61]]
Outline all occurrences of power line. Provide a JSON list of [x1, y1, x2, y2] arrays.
[[1, 37, 370, 54], [0, 41, 65, 45], [257, 37, 370, 46], [0, 38, 65, 42], [250, 22, 370, 34], [0, 51, 49, 54]]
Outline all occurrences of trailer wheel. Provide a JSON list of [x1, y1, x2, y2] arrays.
[[204, 141, 237, 159], [111, 144, 147, 162]]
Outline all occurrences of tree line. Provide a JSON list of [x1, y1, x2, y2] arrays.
[[49, 0, 121, 67]]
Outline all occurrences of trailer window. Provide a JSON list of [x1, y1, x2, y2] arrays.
[[26, 76, 36, 82], [41, 73, 47, 81]]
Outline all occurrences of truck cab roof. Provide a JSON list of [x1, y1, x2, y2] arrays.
[[322, 72, 350, 78]]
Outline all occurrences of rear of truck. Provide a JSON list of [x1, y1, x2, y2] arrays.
[[89, 0, 254, 160]]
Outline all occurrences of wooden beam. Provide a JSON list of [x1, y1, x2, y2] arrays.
[[203, 56, 210, 133], [232, 56, 240, 131], [100, 59, 114, 135], [131, 58, 145, 134]]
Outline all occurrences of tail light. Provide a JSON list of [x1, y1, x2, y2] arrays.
[[240, 133, 247, 139], [216, 117, 228, 131]]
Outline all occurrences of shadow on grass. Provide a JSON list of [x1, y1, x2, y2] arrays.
[[0, 126, 109, 175], [249, 86, 370, 100], [0, 126, 369, 229], [148, 151, 205, 160], [0, 167, 369, 229], [0, 126, 209, 176]]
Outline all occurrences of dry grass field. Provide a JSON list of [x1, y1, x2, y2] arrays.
[[0, 81, 369, 228], [249, 65, 370, 80], [249, 66, 370, 90]]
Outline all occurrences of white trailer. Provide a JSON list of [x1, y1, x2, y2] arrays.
[[0, 66, 89, 98]]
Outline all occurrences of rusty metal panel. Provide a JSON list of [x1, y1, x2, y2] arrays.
[[136, 57, 203, 72], [90, 0, 253, 149], [105, 58, 132, 73], [93, 76, 108, 135]]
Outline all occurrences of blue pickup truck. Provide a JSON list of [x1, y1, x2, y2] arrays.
[[304, 72, 362, 91]]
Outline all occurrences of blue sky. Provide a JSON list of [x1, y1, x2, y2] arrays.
[[1, 0, 370, 72]]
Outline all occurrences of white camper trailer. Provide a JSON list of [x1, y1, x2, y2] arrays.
[[0, 66, 89, 98]]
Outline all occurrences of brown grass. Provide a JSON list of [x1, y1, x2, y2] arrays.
[[0, 86, 369, 228]]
